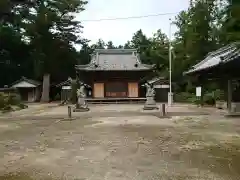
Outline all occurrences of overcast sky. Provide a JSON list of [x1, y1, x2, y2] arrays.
[[76, 0, 189, 47]]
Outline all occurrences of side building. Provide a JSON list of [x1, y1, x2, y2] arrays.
[[75, 49, 154, 99], [10, 76, 41, 102]]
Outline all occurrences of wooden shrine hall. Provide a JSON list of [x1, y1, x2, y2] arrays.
[[75, 49, 154, 102], [185, 42, 240, 114]]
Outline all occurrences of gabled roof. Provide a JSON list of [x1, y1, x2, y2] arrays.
[[76, 49, 154, 71], [55, 77, 72, 87], [141, 77, 169, 87], [55, 78, 91, 88], [147, 77, 166, 84], [185, 42, 240, 75], [11, 77, 41, 88]]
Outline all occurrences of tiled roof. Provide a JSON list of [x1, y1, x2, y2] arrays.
[[140, 76, 169, 87], [55, 78, 91, 88], [94, 49, 138, 54], [147, 77, 166, 84], [76, 49, 153, 71], [11, 76, 41, 87], [185, 42, 240, 74]]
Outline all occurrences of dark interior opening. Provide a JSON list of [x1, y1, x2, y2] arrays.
[[105, 82, 128, 97]]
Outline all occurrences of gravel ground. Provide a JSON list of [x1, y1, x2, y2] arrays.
[[0, 104, 239, 179]]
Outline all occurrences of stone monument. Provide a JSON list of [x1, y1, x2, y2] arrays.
[[73, 83, 89, 112], [143, 83, 158, 110]]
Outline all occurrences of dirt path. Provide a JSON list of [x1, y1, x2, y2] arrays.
[[0, 104, 239, 179]]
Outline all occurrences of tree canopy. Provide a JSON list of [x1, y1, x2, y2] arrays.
[[1, 0, 239, 100]]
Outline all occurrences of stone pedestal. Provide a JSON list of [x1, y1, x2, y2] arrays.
[[143, 96, 158, 110], [73, 107, 89, 112], [215, 101, 227, 109], [73, 97, 89, 112]]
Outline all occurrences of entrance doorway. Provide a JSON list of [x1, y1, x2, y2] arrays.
[[18, 88, 29, 101], [105, 82, 128, 98]]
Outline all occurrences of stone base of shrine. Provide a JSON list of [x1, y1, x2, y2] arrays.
[[143, 106, 159, 110], [143, 96, 158, 110], [143, 104, 159, 110], [215, 101, 227, 109], [73, 107, 90, 112]]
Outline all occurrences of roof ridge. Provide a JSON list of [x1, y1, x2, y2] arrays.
[[222, 48, 240, 63], [192, 43, 238, 69], [208, 44, 234, 57], [76, 49, 153, 71], [94, 49, 137, 54], [95, 48, 137, 51], [10, 77, 41, 87], [185, 42, 240, 75]]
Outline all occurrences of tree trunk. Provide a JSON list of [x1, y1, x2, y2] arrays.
[[41, 73, 50, 102], [71, 79, 77, 104]]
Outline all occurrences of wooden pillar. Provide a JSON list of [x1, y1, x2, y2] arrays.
[[33, 88, 35, 102], [76, 69, 79, 80], [61, 90, 63, 102], [198, 76, 204, 107], [227, 79, 232, 113], [200, 87, 203, 107]]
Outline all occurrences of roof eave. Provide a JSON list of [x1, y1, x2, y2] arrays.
[[185, 42, 240, 76], [56, 80, 71, 87], [76, 69, 153, 72], [183, 61, 224, 76], [75, 64, 153, 71], [94, 48, 138, 53], [10, 77, 41, 87], [142, 64, 155, 69]]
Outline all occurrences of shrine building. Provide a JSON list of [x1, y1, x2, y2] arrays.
[[75, 49, 154, 101]]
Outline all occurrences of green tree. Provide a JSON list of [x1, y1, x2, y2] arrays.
[[124, 41, 132, 49], [173, 0, 219, 72], [117, 45, 123, 49], [0, 0, 33, 86], [78, 42, 93, 65], [171, 0, 219, 92], [219, 0, 240, 44], [91, 39, 105, 49], [24, 0, 87, 101], [148, 29, 169, 74], [106, 41, 115, 49], [187, 0, 216, 64], [129, 29, 152, 64]]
